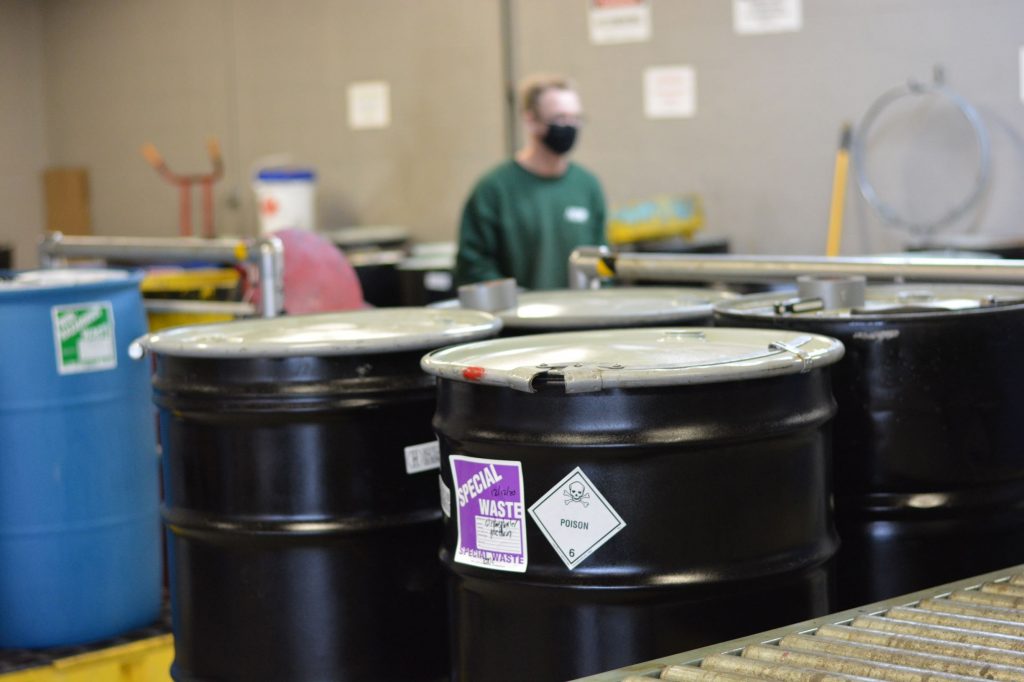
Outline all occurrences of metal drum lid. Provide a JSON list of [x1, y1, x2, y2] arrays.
[[398, 255, 455, 272], [434, 287, 733, 329], [0, 268, 133, 291], [324, 225, 410, 249], [410, 241, 457, 258], [716, 283, 1024, 319], [136, 307, 501, 358], [397, 242, 457, 271], [421, 327, 844, 394]]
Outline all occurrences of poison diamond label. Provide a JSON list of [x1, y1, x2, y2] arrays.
[[529, 467, 626, 570], [51, 302, 117, 375], [450, 455, 527, 573]]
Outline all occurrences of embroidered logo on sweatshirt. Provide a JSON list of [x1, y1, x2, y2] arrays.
[[564, 206, 590, 223]]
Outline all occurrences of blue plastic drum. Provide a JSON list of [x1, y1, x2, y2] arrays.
[[0, 269, 161, 647]]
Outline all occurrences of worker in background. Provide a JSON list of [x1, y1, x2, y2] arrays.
[[454, 74, 606, 290]]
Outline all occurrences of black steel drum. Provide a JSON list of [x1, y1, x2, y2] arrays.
[[0, 244, 11, 269], [326, 227, 411, 307], [398, 248, 457, 306], [715, 283, 1024, 608], [432, 286, 734, 335], [138, 309, 501, 682], [347, 249, 404, 307], [421, 328, 845, 682]]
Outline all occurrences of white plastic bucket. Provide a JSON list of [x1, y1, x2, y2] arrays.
[[253, 167, 317, 234]]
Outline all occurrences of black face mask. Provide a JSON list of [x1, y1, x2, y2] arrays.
[[541, 123, 578, 155]]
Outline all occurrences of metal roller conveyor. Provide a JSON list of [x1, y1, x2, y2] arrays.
[[584, 565, 1024, 682]]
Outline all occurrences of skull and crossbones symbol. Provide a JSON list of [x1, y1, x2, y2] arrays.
[[563, 481, 590, 507]]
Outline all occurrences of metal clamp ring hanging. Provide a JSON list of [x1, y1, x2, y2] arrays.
[[851, 69, 992, 238]]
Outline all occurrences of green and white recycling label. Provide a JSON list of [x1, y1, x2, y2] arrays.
[[51, 301, 118, 374]]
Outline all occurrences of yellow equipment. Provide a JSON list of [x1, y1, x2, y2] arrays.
[[1, 635, 173, 682], [826, 124, 853, 257], [607, 195, 704, 246], [140, 268, 241, 331]]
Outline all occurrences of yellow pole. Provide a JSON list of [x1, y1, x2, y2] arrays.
[[826, 124, 853, 257]]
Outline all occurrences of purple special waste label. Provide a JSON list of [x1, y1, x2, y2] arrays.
[[450, 454, 528, 573]]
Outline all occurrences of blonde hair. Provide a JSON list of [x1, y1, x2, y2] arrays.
[[519, 74, 574, 117]]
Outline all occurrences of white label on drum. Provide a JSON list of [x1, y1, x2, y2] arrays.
[[423, 271, 453, 292], [404, 439, 441, 474], [529, 467, 626, 570], [439, 476, 452, 517], [51, 301, 117, 375]]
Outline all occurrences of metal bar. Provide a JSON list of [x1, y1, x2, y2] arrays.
[[771, 635, 1024, 681], [346, 249, 406, 267], [886, 606, 1024, 637], [918, 597, 1024, 624], [201, 180, 215, 238], [255, 236, 284, 318], [657, 667, 753, 682], [143, 300, 256, 316], [40, 233, 250, 264], [567, 247, 1024, 289], [849, 615, 1024, 652], [179, 182, 192, 237], [740, 642, 970, 681], [980, 583, 1024, 598], [812, 623, 1024, 668], [38, 233, 285, 318], [499, 0, 518, 156], [949, 590, 1024, 610], [699, 652, 868, 682]]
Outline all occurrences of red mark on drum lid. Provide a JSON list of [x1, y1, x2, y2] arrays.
[[462, 366, 486, 381]]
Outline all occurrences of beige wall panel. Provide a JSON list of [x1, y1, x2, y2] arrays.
[[0, 0, 48, 268], [231, 0, 506, 242], [37, 0, 1024, 255], [42, 0, 236, 238], [513, 0, 1024, 255], [41, 0, 504, 244]]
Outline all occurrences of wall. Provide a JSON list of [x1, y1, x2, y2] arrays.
[[31, 0, 1024, 255], [514, 0, 1024, 255], [41, 0, 505, 243], [230, 0, 506, 239], [42, 1, 234, 238], [0, 0, 48, 268]]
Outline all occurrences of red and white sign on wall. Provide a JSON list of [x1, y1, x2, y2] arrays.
[[643, 65, 697, 120], [589, 0, 651, 45]]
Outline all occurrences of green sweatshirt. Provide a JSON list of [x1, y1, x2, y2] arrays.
[[454, 160, 606, 291]]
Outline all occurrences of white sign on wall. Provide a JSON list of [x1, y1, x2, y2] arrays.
[[643, 66, 697, 119], [733, 0, 803, 35], [1019, 46, 1024, 104], [347, 81, 391, 130], [589, 0, 651, 45]]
